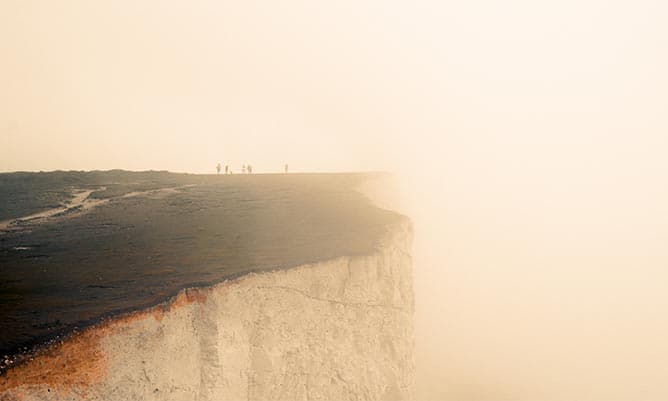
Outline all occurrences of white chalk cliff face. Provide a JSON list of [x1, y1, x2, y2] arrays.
[[1, 221, 414, 401]]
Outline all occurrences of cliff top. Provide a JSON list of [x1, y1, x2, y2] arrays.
[[0, 171, 404, 358]]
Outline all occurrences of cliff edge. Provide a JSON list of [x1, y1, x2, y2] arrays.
[[0, 220, 414, 401]]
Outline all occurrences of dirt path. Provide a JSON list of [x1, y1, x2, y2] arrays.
[[0, 186, 184, 232], [0, 188, 102, 231]]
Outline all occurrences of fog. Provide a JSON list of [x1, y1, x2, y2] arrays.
[[4, 1, 668, 399]]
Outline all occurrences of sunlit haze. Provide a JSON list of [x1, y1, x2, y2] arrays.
[[3, 1, 668, 399]]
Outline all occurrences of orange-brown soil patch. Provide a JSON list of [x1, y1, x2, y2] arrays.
[[0, 326, 107, 398], [0, 285, 214, 399]]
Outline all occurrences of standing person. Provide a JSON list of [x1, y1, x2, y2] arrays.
[[216, 163, 221, 174], [225, 165, 229, 174], [248, 165, 253, 174], [284, 164, 288, 174]]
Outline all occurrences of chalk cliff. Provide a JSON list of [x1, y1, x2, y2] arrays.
[[0, 221, 414, 401]]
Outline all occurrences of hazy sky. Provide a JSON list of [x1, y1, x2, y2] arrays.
[[2, 0, 417, 173], [2, 0, 668, 174], [2, 1, 668, 173], [4, 1, 668, 400]]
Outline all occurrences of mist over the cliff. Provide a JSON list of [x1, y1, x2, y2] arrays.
[[376, 132, 668, 400]]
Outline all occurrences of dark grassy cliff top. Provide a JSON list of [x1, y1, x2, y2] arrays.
[[0, 171, 403, 358]]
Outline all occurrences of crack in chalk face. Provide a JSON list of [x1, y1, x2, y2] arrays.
[[192, 300, 222, 401], [255, 285, 407, 312]]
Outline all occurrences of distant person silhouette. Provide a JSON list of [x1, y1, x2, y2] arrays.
[[284, 164, 289, 174], [248, 165, 253, 174], [225, 165, 229, 174], [216, 163, 221, 174]]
